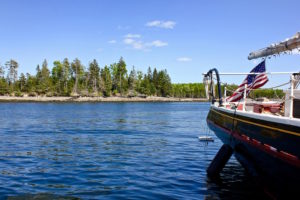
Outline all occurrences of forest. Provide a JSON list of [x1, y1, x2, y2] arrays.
[[0, 58, 284, 99]]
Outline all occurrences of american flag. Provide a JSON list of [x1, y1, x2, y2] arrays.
[[226, 60, 268, 102]]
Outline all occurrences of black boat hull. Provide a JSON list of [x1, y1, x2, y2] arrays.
[[207, 106, 300, 195]]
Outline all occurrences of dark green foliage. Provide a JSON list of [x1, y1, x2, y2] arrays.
[[0, 77, 9, 95], [71, 58, 84, 95], [14, 91, 23, 97], [115, 57, 128, 94], [88, 59, 100, 94], [101, 65, 112, 97], [156, 70, 172, 97], [251, 89, 284, 99], [128, 66, 137, 90], [134, 67, 171, 97], [18, 73, 26, 92], [171, 83, 206, 98], [52, 61, 64, 95], [0, 58, 285, 99], [223, 84, 284, 100]]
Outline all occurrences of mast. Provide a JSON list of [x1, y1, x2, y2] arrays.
[[248, 32, 300, 60]]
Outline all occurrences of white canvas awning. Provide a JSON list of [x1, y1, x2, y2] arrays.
[[248, 32, 300, 60]]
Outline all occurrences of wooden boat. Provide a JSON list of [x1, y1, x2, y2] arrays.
[[205, 32, 300, 196]]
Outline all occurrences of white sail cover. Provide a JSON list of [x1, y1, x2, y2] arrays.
[[248, 32, 300, 60]]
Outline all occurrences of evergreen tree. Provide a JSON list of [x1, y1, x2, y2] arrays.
[[157, 70, 171, 97], [0, 63, 5, 78], [19, 73, 26, 92], [116, 57, 127, 95], [52, 61, 63, 94], [0, 64, 8, 95], [5, 59, 18, 92], [62, 58, 71, 95], [35, 65, 42, 93], [101, 65, 112, 96], [128, 66, 137, 90], [141, 74, 151, 95], [71, 58, 83, 95], [153, 68, 158, 84], [40, 59, 51, 94], [147, 67, 152, 82], [88, 59, 100, 94], [26, 73, 36, 93], [0, 57, 285, 99], [110, 63, 118, 92]]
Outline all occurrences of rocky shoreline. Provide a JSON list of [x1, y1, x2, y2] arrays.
[[0, 96, 208, 102]]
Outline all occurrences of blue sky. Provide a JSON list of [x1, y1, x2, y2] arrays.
[[0, 0, 299, 86]]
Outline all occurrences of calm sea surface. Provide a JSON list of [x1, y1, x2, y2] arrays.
[[0, 102, 268, 199]]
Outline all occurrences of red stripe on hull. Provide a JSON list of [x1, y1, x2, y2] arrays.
[[207, 119, 300, 168]]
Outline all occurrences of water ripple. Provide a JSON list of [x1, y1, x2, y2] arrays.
[[0, 102, 269, 199]]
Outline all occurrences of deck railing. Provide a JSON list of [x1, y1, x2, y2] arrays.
[[206, 71, 299, 118]]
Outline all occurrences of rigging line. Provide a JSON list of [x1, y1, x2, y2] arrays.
[[217, 81, 290, 95], [213, 75, 290, 89], [212, 76, 290, 90]]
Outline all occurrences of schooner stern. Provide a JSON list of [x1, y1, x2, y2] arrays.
[[204, 32, 300, 196]]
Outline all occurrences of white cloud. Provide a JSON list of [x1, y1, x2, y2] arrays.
[[124, 34, 141, 38], [177, 57, 192, 62], [123, 39, 144, 50], [146, 20, 176, 29], [108, 40, 116, 44], [146, 20, 161, 27], [146, 40, 168, 47], [123, 38, 135, 45], [123, 34, 167, 50]]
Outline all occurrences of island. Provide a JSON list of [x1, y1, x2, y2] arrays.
[[0, 57, 283, 102]]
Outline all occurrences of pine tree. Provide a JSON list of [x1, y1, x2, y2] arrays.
[[71, 58, 83, 95], [116, 57, 127, 95], [19, 73, 26, 92], [157, 70, 171, 97], [88, 59, 100, 94], [101, 65, 112, 96], [5, 59, 18, 92], [26, 73, 36, 93], [110, 63, 118, 92], [128, 66, 137, 90], [0, 64, 8, 95], [52, 61, 63, 94], [152, 68, 158, 92], [40, 59, 51, 93], [147, 67, 152, 82], [62, 58, 71, 95], [0, 63, 5, 78]]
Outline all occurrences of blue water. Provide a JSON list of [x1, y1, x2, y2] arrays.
[[0, 102, 268, 199]]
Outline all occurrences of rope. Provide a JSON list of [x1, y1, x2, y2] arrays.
[[213, 76, 290, 91], [204, 74, 292, 105]]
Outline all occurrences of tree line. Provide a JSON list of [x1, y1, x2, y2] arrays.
[[0, 57, 284, 99], [0, 57, 173, 97]]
